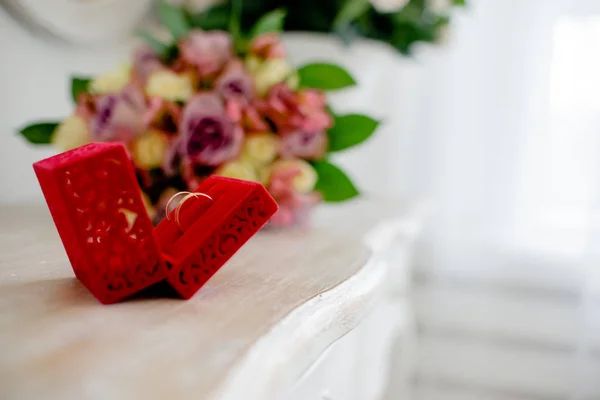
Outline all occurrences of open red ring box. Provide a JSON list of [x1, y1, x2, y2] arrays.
[[34, 142, 278, 304]]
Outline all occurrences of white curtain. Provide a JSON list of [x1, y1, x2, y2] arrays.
[[287, 0, 600, 283], [393, 0, 600, 398], [425, 0, 600, 259], [416, 0, 600, 291], [286, 0, 600, 398]]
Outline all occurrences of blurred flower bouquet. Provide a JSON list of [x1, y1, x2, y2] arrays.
[[19, 2, 379, 227], [183, 0, 465, 55]]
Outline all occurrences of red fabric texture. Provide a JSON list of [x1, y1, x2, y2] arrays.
[[34, 143, 278, 303]]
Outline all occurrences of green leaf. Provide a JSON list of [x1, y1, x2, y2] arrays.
[[18, 122, 59, 145], [138, 31, 179, 63], [328, 114, 379, 152], [250, 9, 286, 38], [138, 31, 171, 57], [333, 0, 370, 30], [393, 3, 422, 23], [454, 0, 466, 6], [189, 4, 230, 30], [298, 63, 356, 91], [158, 0, 191, 40], [229, 0, 242, 40], [312, 160, 360, 202], [71, 77, 91, 103]]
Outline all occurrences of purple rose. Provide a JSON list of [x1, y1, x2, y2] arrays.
[[215, 60, 254, 103], [279, 129, 328, 160], [180, 93, 242, 166], [132, 45, 163, 84], [91, 85, 147, 142], [180, 30, 233, 76]]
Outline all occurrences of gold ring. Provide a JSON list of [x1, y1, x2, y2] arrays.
[[165, 191, 213, 230]]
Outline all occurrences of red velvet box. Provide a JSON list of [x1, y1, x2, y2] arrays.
[[154, 176, 278, 299], [33, 143, 166, 304]]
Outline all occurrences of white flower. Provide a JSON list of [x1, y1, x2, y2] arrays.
[[89, 64, 131, 95], [145, 70, 194, 102], [252, 58, 294, 96], [242, 132, 278, 165], [270, 159, 318, 193], [215, 160, 259, 182], [428, 0, 453, 14], [132, 130, 168, 169], [370, 0, 410, 13], [52, 115, 90, 152]]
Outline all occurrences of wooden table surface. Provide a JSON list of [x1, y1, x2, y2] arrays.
[[0, 199, 419, 400]]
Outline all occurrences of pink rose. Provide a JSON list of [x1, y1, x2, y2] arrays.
[[180, 93, 243, 166], [242, 106, 269, 132], [225, 102, 269, 133], [250, 33, 286, 59], [180, 30, 233, 76], [260, 83, 295, 128], [261, 83, 332, 133], [213, 61, 271, 132], [269, 192, 321, 228], [279, 129, 328, 160], [91, 85, 147, 142], [144, 97, 165, 126], [294, 90, 332, 132], [145, 98, 182, 134], [268, 164, 299, 199], [75, 93, 96, 120], [266, 160, 322, 227]]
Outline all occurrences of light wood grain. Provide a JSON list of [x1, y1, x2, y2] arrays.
[[0, 199, 415, 400]]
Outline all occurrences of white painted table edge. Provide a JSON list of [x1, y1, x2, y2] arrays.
[[212, 217, 409, 400]]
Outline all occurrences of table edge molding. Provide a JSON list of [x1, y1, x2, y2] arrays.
[[212, 219, 404, 400]]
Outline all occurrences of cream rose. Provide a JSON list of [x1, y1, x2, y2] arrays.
[[286, 72, 300, 90], [215, 160, 259, 182], [270, 159, 317, 193], [132, 130, 168, 169], [145, 70, 194, 102], [51, 115, 91, 152], [89, 64, 131, 95], [255, 164, 271, 186], [253, 58, 294, 96], [242, 132, 278, 165], [245, 55, 262, 75]]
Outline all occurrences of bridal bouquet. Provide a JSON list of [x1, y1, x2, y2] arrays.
[[19, 3, 379, 227]]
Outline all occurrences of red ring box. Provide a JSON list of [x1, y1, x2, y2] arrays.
[[34, 143, 278, 303], [154, 176, 278, 299], [34, 143, 166, 304]]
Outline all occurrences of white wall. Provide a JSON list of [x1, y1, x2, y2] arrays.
[[0, 8, 136, 204]]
